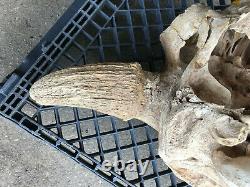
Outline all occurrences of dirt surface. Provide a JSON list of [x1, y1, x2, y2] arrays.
[[0, 1, 110, 186]]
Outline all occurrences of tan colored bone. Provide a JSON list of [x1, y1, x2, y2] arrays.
[[30, 4, 250, 187], [30, 63, 162, 130]]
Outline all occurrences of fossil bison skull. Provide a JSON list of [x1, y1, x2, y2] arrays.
[[30, 4, 250, 187]]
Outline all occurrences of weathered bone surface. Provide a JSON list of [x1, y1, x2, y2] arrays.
[[30, 63, 162, 130], [159, 3, 250, 186], [30, 4, 250, 187]]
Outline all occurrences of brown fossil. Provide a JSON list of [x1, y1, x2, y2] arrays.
[[30, 4, 250, 187]]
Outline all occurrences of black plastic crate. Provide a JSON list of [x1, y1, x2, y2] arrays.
[[0, 0, 230, 186]]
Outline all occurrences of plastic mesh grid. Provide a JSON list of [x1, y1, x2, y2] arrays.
[[0, 0, 230, 186]]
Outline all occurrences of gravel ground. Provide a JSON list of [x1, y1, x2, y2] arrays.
[[0, 1, 110, 186]]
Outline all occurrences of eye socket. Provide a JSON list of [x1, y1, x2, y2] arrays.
[[180, 33, 199, 65], [216, 143, 248, 159]]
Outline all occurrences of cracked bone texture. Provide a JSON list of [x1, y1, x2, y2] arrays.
[[30, 3, 250, 187], [159, 3, 250, 187], [30, 63, 162, 130]]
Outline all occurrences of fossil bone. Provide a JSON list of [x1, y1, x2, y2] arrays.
[[30, 4, 250, 187]]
